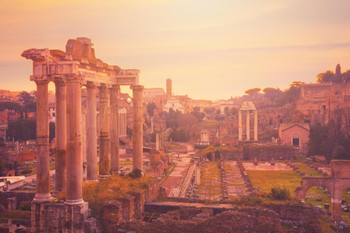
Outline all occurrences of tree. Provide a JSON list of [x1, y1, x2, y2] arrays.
[[245, 88, 261, 96], [17, 91, 35, 105], [191, 110, 204, 122], [308, 124, 333, 163], [147, 102, 157, 117], [177, 114, 198, 133], [7, 119, 36, 141], [16, 91, 36, 119], [317, 70, 334, 83], [308, 121, 350, 163], [168, 128, 190, 142], [0, 102, 22, 112], [342, 70, 350, 83], [290, 81, 305, 88], [263, 88, 282, 101]]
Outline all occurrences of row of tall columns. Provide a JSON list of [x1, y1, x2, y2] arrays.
[[238, 109, 258, 141], [33, 78, 144, 204], [34, 75, 84, 204]]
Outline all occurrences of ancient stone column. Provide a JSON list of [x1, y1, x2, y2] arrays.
[[238, 109, 242, 141], [156, 133, 160, 151], [110, 85, 120, 173], [33, 80, 52, 202], [132, 85, 144, 171], [246, 110, 250, 141], [254, 110, 258, 141], [86, 82, 98, 180], [65, 75, 83, 205], [81, 107, 87, 179], [99, 84, 110, 178], [54, 78, 67, 193]]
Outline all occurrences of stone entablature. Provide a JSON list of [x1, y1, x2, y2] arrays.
[[22, 38, 139, 87]]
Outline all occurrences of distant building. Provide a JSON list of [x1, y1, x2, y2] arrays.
[[166, 79, 172, 96], [297, 81, 350, 124], [163, 97, 184, 113], [0, 89, 20, 102], [143, 88, 165, 104], [278, 123, 310, 153], [0, 111, 8, 141], [190, 99, 212, 112], [219, 100, 234, 115], [175, 95, 192, 113], [199, 129, 210, 146]]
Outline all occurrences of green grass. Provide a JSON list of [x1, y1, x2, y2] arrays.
[[293, 162, 322, 177], [246, 170, 302, 197], [196, 162, 222, 198], [305, 186, 330, 209]]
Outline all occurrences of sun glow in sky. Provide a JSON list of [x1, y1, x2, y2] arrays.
[[1, 0, 350, 99]]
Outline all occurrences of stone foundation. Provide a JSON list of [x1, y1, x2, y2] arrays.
[[31, 201, 98, 233]]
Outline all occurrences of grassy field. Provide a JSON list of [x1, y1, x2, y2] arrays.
[[196, 161, 222, 200], [305, 186, 330, 208], [246, 170, 302, 197], [292, 162, 322, 177], [223, 162, 245, 186]]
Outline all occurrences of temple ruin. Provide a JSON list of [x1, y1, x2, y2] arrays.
[[22, 37, 144, 232], [238, 102, 258, 141]]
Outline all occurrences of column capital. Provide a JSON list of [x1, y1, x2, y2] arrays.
[[64, 74, 82, 83], [34, 79, 49, 85], [98, 83, 109, 91], [53, 77, 66, 86], [131, 84, 144, 91], [110, 84, 120, 91], [86, 81, 97, 89]]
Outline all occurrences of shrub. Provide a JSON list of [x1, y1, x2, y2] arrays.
[[234, 194, 262, 206], [270, 186, 290, 200], [19, 201, 31, 211], [128, 169, 142, 179]]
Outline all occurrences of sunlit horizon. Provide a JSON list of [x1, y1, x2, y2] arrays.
[[1, 0, 350, 100]]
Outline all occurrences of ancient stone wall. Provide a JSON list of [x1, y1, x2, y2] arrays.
[[31, 202, 98, 233], [243, 144, 295, 161], [0, 192, 35, 210]]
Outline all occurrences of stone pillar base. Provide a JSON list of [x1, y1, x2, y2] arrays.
[[30, 201, 98, 233], [32, 193, 54, 203], [98, 175, 110, 180]]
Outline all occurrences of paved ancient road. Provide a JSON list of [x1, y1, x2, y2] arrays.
[[161, 152, 193, 197]]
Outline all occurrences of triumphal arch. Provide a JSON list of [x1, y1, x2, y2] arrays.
[[22, 37, 144, 232]]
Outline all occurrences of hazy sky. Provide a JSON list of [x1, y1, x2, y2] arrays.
[[1, 0, 350, 100]]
